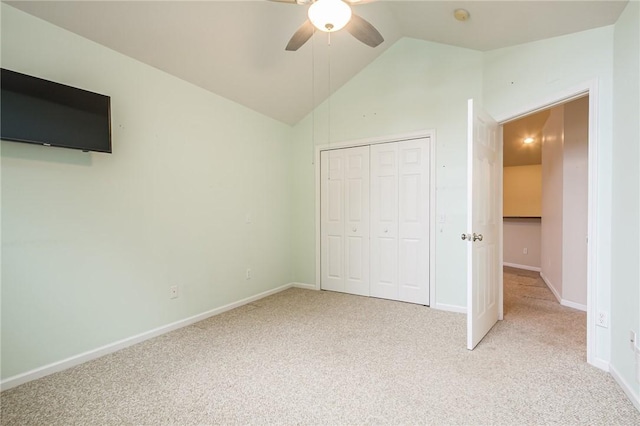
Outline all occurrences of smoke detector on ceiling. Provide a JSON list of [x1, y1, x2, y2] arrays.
[[454, 9, 470, 22]]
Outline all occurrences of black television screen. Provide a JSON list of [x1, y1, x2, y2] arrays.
[[1, 68, 111, 153]]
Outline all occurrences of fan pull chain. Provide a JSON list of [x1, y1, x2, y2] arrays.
[[327, 31, 332, 148], [311, 29, 315, 165]]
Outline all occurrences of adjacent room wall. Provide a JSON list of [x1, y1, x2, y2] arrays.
[[503, 164, 542, 217], [291, 37, 484, 311], [1, 5, 292, 380], [503, 219, 541, 270], [611, 0, 640, 406], [562, 96, 589, 308], [540, 106, 565, 300], [536, 98, 589, 310], [503, 164, 542, 270]]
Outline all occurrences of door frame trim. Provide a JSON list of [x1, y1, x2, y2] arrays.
[[495, 79, 605, 371], [314, 130, 437, 306]]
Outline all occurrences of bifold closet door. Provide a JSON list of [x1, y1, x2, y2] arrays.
[[320, 146, 370, 296], [370, 139, 430, 305], [369, 143, 399, 301]]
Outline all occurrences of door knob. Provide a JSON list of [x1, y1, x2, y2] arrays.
[[384, 228, 388, 233], [461, 233, 471, 241], [473, 233, 483, 242], [352, 227, 357, 232]]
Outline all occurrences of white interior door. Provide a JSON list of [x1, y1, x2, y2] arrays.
[[321, 146, 370, 295], [466, 99, 502, 350]]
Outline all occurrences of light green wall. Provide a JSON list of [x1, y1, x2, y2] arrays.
[[290, 38, 484, 309], [611, 0, 640, 401], [1, 5, 292, 379], [290, 118, 317, 286]]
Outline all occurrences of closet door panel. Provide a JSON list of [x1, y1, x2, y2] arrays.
[[344, 147, 370, 296], [321, 150, 345, 292], [398, 139, 430, 304], [370, 143, 399, 300], [322, 138, 430, 304]]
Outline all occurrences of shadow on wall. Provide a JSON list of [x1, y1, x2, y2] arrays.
[[1, 141, 93, 166]]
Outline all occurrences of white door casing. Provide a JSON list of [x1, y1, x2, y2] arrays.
[[466, 99, 502, 350], [494, 83, 600, 369]]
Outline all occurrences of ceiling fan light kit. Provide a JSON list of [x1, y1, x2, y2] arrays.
[[308, 0, 352, 32], [275, 0, 384, 51]]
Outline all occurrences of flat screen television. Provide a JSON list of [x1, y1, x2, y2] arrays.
[[1, 68, 111, 153]]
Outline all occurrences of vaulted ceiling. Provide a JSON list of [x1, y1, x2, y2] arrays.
[[5, 1, 628, 125]]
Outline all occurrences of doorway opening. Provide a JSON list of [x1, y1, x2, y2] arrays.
[[499, 92, 597, 367]]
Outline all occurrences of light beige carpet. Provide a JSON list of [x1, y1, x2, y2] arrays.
[[2, 268, 639, 425]]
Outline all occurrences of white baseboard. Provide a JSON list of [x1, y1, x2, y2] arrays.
[[590, 356, 610, 372], [540, 272, 562, 304], [291, 282, 317, 291], [610, 364, 640, 412], [503, 262, 541, 272], [538, 273, 587, 312], [0, 282, 298, 391], [433, 303, 467, 314], [561, 299, 587, 312]]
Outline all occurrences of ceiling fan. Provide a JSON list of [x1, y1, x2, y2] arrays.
[[271, 0, 384, 51]]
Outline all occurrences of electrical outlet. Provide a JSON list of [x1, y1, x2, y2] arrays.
[[246, 268, 252, 280], [523, 247, 528, 255], [633, 331, 640, 383], [169, 285, 179, 299], [596, 310, 608, 328]]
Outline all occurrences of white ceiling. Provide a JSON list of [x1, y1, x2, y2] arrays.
[[5, 1, 628, 125]]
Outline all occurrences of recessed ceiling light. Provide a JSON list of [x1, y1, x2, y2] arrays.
[[454, 9, 470, 22], [523, 137, 535, 144]]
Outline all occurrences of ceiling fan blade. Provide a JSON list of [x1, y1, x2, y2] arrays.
[[346, 13, 384, 48], [286, 20, 315, 51]]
